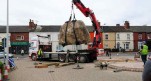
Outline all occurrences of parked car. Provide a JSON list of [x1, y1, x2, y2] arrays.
[[0, 52, 14, 59]]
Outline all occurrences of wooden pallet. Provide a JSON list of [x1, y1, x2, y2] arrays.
[[35, 64, 48, 68], [97, 58, 135, 62], [42, 62, 60, 66], [35, 62, 75, 68], [55, 62, 75, 68]]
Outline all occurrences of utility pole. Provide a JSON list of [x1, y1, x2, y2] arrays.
[[6, 0, 9, 67]]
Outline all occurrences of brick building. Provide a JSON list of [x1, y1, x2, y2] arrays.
[[0, 26, 29, 54]]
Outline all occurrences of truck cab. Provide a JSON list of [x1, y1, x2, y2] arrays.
[[29, 36, 53, 60]]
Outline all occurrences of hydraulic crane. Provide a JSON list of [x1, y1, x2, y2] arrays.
[[72, 0, 102, 49]]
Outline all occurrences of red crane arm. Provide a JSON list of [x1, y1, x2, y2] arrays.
[[72, 0, 101, 48]]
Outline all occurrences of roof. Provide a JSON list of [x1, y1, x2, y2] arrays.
[[102, 26, 151, 33], [0, 25, 29, 33], [39, 25, 93, 32], [0, 25, 151, 33], [111, 26, 132, 32], [40, 25, 61, 32], [130, 26, 151, 32], [87, 26, 93, 32], [102, 26, 115, 32], [102, 26, 132, 32], [87, 26, 132, 32], [29, 25, 61, 32], [56, 25, 151, 33]]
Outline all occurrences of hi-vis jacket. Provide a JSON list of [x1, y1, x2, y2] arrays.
[[38, 49, 43, 55], [141, 45, 148, 55]]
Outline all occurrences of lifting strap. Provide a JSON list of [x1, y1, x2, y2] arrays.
[[64, 3, 77, 46], [64, 21, 69, 46], [72, 20, 79, 45]]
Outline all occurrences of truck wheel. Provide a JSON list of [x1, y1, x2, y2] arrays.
[[79, 55, 88, 63], [31, 54, 37, 61], [68, 55, 76, 62], [58, 54, 66, 62]]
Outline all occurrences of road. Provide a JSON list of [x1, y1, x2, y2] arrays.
[[7, 54, 143, 81]]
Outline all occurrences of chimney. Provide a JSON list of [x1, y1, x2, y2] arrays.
[[124, 21, 130, 29], [116, 24, 120, 27], [29, 19, 37, 30], [31, 20, 35, 29], [29, 19, 32, 30]]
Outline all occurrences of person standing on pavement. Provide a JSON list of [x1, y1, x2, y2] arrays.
[[38, 48, 43, 60], [106, 50, 109, 57], [140, 43, 148, 65], [21, 49, 24, 56]]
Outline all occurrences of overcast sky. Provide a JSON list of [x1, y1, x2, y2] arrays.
[[0, 0, 151, 26]]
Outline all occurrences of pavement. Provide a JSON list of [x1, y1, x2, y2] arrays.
[[6, 53, 144, 81], [96, 53, 144, 72]]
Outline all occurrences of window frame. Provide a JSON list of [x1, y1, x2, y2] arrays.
[[105, 34, 108, 40], [126, 43, 129, 49], [138, 34, 142, 40], [104, 44, 108, 48], [117, 34, 120, 40], [127, 34, 130, 40], [147, 33, 151, 39]]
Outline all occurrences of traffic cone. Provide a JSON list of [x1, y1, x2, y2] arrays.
[[4, 66, 8, 79], [0, 69, 2, 81]]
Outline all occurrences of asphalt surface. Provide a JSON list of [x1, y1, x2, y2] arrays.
[[7, 53, 143, 81]]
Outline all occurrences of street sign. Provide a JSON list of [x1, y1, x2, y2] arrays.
[[2, 38, 7, 47]]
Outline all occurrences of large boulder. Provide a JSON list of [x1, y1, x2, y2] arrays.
[[59, 20, 90, 46]]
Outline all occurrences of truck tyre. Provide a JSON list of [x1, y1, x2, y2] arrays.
[[31, 54, 37, 61], [58, 54, 66, 62], [79, 55, 88, 63], [68, 55, 76, 62]]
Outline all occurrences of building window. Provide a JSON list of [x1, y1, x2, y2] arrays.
[[47, 35, 51, 41], [117, 34, 120, 40], [56, 45, 63, 51], [138, 34, 142, 40], [126, 43, 129, 49], [147, 33, 151, 39], [138, 42, 144, 50], [105, 34, 108, 40], [117, 42, 120, 49], [104, 44, 108, 48], [16, 35, 24, 40], [127, 34, 130, 40]]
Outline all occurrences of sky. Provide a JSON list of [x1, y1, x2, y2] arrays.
[[0, 0, 151, 26]]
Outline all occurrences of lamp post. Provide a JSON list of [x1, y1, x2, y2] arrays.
[[5, 0, 9, 67]]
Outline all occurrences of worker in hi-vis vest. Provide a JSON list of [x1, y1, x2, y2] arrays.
[[140, 43, 148, 65], [38, 48, 43, 60]]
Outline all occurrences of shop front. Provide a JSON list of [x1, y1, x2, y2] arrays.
[[11, 42, 29, 54]]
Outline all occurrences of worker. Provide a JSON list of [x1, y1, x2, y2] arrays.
[[106, 50, 109, 57], [140, 43, 148, 65], [38, 48, 43, 61], [21, 49, 24, 56]]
